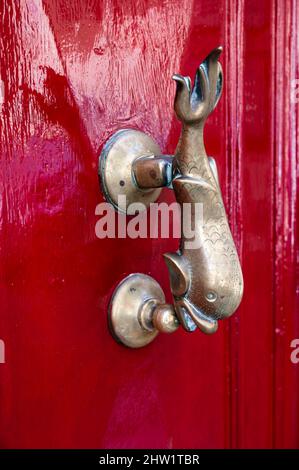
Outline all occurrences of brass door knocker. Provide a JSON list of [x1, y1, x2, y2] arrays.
[[99, 47, 244, 348]]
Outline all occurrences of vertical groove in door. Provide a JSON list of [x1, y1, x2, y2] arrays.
[[272, 0, 299, 448], [224, 0, 245, 449]]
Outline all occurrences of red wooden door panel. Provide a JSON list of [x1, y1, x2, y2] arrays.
[[0, 0, 298, 448]]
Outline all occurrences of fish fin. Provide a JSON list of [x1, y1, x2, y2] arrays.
[[163, 252, 190, 297], [172, 175, 216, 192]]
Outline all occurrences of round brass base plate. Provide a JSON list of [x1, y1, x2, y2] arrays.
[[108, 273, 165, 348], [99, 129, 162, 214]]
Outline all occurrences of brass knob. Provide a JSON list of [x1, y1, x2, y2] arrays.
[[152, 305, 179, 334]]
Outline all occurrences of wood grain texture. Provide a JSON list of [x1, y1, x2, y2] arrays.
[[0, 0, 298, 448]]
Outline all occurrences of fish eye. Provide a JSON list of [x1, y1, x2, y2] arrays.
[[205, 291, 217, 302]]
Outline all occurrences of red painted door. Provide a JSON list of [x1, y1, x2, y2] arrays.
[[0, 0, 298, 448]]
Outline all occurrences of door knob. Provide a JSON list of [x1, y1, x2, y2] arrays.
[[99, 47, 244, 348]]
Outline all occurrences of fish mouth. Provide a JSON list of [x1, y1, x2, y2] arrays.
[[174, 298, 218, 334]]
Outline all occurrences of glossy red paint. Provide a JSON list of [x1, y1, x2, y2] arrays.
[[0, 0, 298, 449]]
